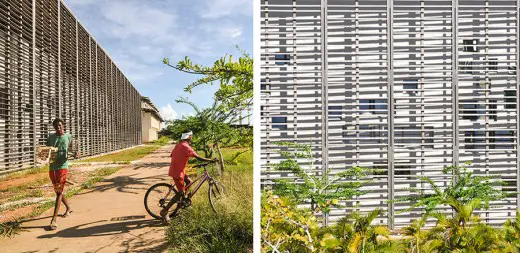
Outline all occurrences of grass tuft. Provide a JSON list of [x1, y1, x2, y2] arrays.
[[79, 145, 162, 163], [166, 149, 253, 252], [0, 221, 24, 238]]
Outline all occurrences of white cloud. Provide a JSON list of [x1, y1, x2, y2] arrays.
[[199, 0, 252, 19], [160, 104, 178, 121]]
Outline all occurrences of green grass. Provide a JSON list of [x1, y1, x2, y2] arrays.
[[149, 136, 171, 145], [0, 166, 48, 182], [78, 145, 162, 163], [166, 148, 253, 252]]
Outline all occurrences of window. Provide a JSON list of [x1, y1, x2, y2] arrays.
[[272, 116, 287, 130], [508, 66, 516, 76], [464, 131, 486, 149], [488, 58, 498, 71], [463, 39, 478, 52], [403, 80, 418, 94], [460, 101, 483, 120], [490, 130, 514, 149], [354, 125, 387, 144], [502, 178, 516, 192], [395, 166, 412, 178], [460, 61, 473, 74], [274, 54, 290, 65], [328, 106, 342, 120], [261, 79, 267, 90], [489, 100, 497, 121], [360, 99, 387, 114], [394, 127, 434, 148], [505, 90, 516, 109]]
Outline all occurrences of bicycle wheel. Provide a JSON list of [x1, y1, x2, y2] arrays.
[[144, 183, 177, 219], [208, 180, 227, 214]]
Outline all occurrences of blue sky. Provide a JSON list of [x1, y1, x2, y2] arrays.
[[66, 0, 253, 125]]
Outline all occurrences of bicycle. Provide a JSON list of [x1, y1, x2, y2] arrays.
[[144, 162, 227, 220]]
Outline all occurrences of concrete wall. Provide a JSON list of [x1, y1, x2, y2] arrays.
[[141, 111, 161, 142]]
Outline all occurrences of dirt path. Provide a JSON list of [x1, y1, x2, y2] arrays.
[[0, 144, 174, 253]]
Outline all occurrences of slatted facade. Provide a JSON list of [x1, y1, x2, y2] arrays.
[[261, 0, 520, 228], [0, 0, 142, 174]]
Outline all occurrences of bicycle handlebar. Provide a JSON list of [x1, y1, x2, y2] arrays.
[[193, 161, 217, 168]]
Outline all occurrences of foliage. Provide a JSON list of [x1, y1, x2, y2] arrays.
[[166, 148, 252, 252], [331, 209, 406, 253], [401, 216, 428, 253], [271, 142, 369, 215], [422, 199, 510, 253], [261, 191, 322, 252], [399, 161, 508, 213], [0, 221, 23, 238], [150, 136, 171, 145], [504, 210, 520, 252], [163, 50, 253, 112]]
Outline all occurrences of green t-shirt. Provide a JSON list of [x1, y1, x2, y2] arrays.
[[46, 133, 72, 171]]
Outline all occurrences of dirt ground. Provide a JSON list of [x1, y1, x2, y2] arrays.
[[0, 144, 175, 253]]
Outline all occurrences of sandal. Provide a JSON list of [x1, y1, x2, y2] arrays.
[[49, 221, 57, 230], [62, 210, 73, 217], [160, 209, 170, 226]]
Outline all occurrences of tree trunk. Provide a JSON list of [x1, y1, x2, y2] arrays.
[[215, 142, 225, 175]]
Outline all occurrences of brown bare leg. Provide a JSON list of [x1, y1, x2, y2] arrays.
[[50, 192, 63, 229]]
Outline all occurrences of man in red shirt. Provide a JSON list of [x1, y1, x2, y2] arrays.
[[160, 130, 216, 224]]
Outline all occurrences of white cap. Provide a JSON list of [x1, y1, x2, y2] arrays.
[[181, 131, 193, 140]]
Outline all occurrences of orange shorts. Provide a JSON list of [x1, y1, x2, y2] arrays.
[[49, 169, 68, 193], [172, 175, 192, 194]]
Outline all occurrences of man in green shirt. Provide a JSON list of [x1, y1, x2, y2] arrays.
[[46, 118, 77, 230]]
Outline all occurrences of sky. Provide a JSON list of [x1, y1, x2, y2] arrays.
[[65, 0, 253, 126]]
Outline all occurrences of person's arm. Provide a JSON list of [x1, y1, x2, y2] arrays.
[[194, 154, 217, 163], [186, 145, 216, 163]]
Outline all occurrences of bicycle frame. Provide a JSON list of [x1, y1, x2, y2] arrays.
[[184, 168, 214, 199]]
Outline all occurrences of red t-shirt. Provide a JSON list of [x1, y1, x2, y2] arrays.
[[169, 141, 197, 179]]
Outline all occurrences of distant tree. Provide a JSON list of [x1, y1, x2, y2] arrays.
[[163, 49, 253, 113], [165, 98, 252, 174]]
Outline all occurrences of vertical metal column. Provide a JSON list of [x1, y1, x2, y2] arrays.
[[452, 0, 459, 166], [386, 0, 395, 229], [76, 20, 80, 149], [32, 0, 37, 165], [57, 0, 62, 118], [321, 0, 329, 226], [516, 0, 520, 209]]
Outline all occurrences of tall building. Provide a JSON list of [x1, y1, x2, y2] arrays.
[[260, 0, 519, 228], [0, 0, 143, 174]]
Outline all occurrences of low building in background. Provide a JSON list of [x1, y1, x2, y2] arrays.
[[141, 97, 164, 143]]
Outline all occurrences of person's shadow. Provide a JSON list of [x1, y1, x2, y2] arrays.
[[37, 216, 161, 239]]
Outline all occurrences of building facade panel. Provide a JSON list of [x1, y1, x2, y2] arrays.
[[261, 0, 520, 227], [0, 0, 143, 174]]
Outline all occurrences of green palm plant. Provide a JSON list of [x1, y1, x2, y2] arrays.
[[399, 162, 507, 214], [504, 210, 520, 251], [423, 198, 508, 253], [401, 216, 427, 253], [332, 209, 406, 253]]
